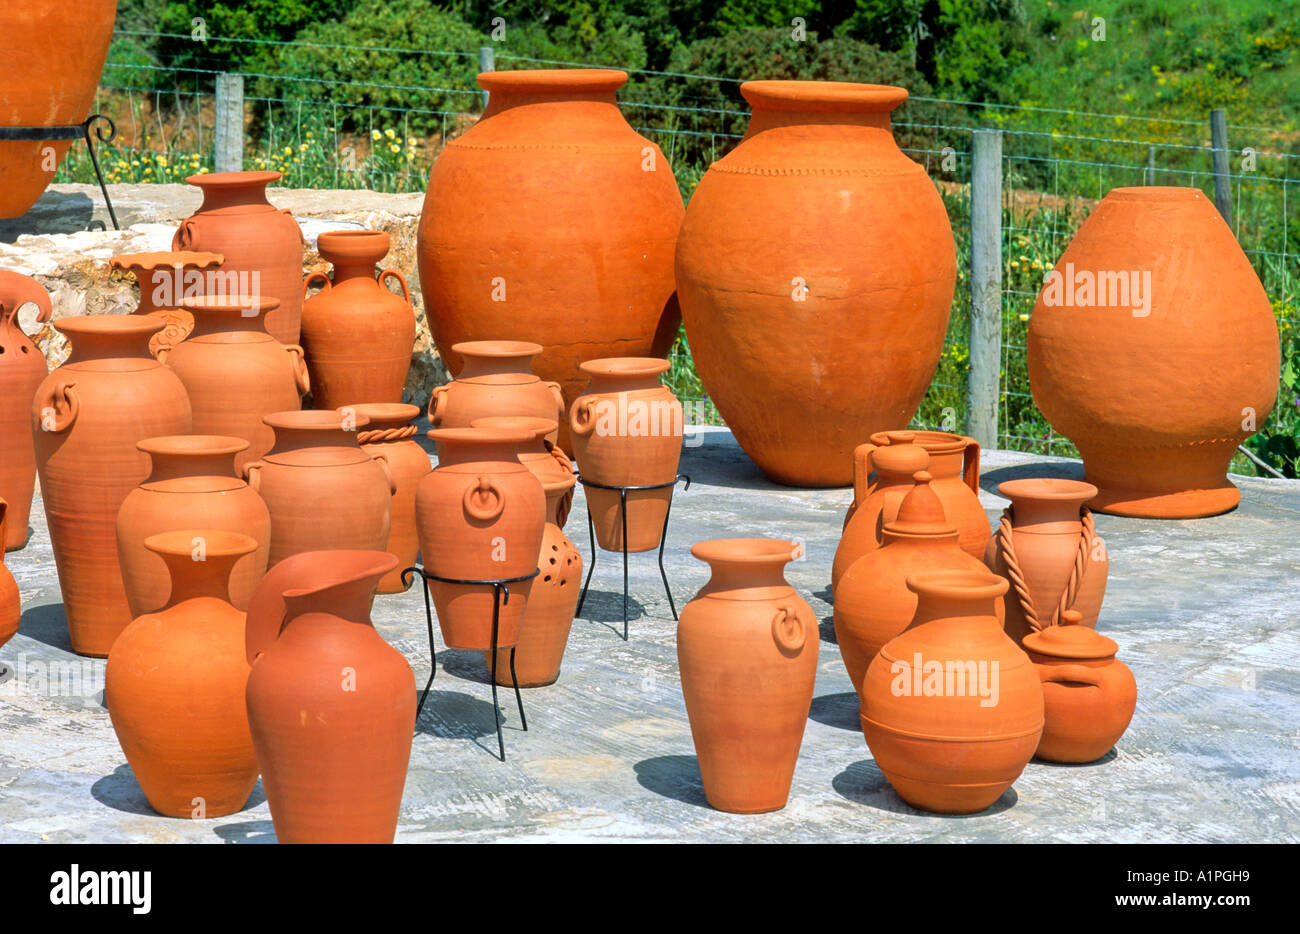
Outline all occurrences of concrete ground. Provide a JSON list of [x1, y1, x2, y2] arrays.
[[2, 426, 1298, 843]]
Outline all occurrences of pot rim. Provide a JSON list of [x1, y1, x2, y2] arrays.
[[54, 314, 163, 339], [184, 169, 281, 188], [110, 251, 225, 272], [478, 68, 628, 94], [578, 356, 671, 379], [138, 434, 249, 458], [349, 402, 421, 425], [428, 426, 535, 446], [905, 568, 1008, 601], [143, 528, 259, 559], [264, 409, 370, 431], [741, 80, 908, 113], [470, 415, 557, 439], [690, 537, 803, 565], [997, 477, 1099, 503], [1107, 186, 1206, 203], [452, 339, 543, 359], [181, 294, 281, 315]]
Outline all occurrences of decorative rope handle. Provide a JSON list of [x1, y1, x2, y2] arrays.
[[570, 397, 599, 437], [771, 605, 806, 654], [285, 344, 311, 395], [996, 505, 1098, 632], [545, 439, 573, 475], [463, 476, 504, 522], [303, 271, 332, 298], [379, 268, 412, 304], [242, 460, 264, 493], [37, 381, 79, 433], [357, 424, 419, 445], [427, 384, 449, 426], [371, 452, 397, 494]]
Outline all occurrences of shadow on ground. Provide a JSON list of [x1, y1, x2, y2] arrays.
[[91, 764, 266, 817], [832, 759, 1020, 817], [633, 754, 710, 808], [809, 692, 861, 731], [18, 602, 75, 654]]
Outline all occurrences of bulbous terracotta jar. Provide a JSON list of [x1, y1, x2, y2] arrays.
[[173, 170, 305, 345], [678, 538, 817, 813], [105, 529, 259, 818], [0, 270, 52, 550], [1028, 187, 1281, 518], [116, 435, 271, 615], [302, 230, 415, 410], [868, 430, 988, 557], [245, 550, 415, 844], [831, 434, 929, 592], [353, 403, 430, 594], [0, 501, 19, 648], [861, 569, 1044, 814], [109, 250, 225, 355], [985, 478, 1108, 647], [427, 341, 565, 451], [32, 316, 193, 656], [675, 81, 956, 488]]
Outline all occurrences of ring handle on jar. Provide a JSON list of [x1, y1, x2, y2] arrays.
[[173, 218, 200, 251], [771, 604, 806, 654], [243, 460, 264, 493], [463, 476, 504, 522], [379, 269, 412, 305], [1038, 663, 1103, 688], [851, 442, 877, 509], [285, 344, 311, 395], [303, 271, 332, 299], [569, 397, 599, 438], [959, 435, 981, 494], [371, 451, 397, 495], [427, 384, 449, 426], [37, 380, 79, 434]]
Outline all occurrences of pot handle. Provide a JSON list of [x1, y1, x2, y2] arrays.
[[959, 435, 981, 494], [379, 269, 412, 305], [285, 344, 311, 395], [303, 271, 331, 299], [427, 384, 449, 426], [463, 476, 504, 522], [570, 397, 599, 438], [371, 451, 397, 495], [155, 344, 172, 364], [281, 209, 306, 245], [0, 498, 8, 551], [771, 604, 806, 654], [851, 442, 877, 509], [1, 279, 53, 330], [243, 460, 264, 493], [1038, 663, 1103, 688], [37, 380, 79, 434], [173, 217, 200, 251], [546, 440, 573, 475], [545, 380, 566, 422]]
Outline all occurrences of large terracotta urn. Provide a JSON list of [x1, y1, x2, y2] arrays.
[[353, 403, 430, 594], [0, 501, 18, 648], [1028, 187, 1281, 518], [675, 81, 956, 487], [831, 436, 929, 592], [0, 271, 52, 550], [427, 341, 565, 449], [110, 251, 225, 355]]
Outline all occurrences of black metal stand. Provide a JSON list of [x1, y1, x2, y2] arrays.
[[0, 115, 119, 229], [575, 474, 690, 641], [401, 565, 539, 762]]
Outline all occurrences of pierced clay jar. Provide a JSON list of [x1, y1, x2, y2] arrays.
[[868, 430, 988, 558], [0, 502, 18, 647], [354, 403, 430, 594], [110, 250, 225, 355], [0, 270, 52, 550], [427, 341, 565, 451], [832, 433, 929, 592]]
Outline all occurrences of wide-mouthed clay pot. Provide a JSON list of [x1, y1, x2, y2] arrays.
[[832, 434, 930, 591], [0, 501, 19, 647], [427, 341, 565, 451], [110, 250, 225, 355], [867, 430, 988, 558], [0, 271, 52, 550], [353, 403, 430, 593]]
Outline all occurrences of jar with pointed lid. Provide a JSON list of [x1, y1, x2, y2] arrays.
[[867, 429, 988, 557], [832, 433, 929, 592]]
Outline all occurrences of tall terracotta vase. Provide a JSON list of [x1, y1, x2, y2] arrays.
[[172, 170, 305, 345], [109, 250, 225, 355], [0, 270, 52, 550], [105, 529, 259, 818], [678, 538, 817, 813], [1028, 187, 1281, 518], [32, 316, 192, 656], [0, 501, 18, 648], [354, 403, 430, 594], [831, 435, 929, 592], [866, 430, 987, 558], [427, 341, 566, 450], [245, 550, 415, 844], [675, 81, 956, 487]]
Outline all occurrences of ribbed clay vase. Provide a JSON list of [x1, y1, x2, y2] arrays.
[[427, 341, 565, 451], [418, 69, 684, 453], [172, 171, 305, 345], [116, 435, 271, 615], [245, 550, 415, 844], [831, 436, 929, 592], [1028, 187, 1281, 518], [0, 270, 52, 550], [678, 539, 817, 813], [985, 478, 1108, 647], [354, 403, 430, 594], [675, 81, 956, 487], [301, 230, 415, 410], [109, 250, 225, 355], [0, 502, 19, 648], [569, 357, 683, 552], [861, 570, 1044, 814], [32, 316, 192, 656], [105, 530, 260, 818]]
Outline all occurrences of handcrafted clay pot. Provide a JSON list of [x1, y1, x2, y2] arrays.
[[678, 538, 817, 813], [165, 295, 308, 473], [301, 230, 415, 410], [861, 570, 1043, 814], [245, 550, 415, 843], [116, 435, 271, 615], [109, 250, 225, 355], [415, 427, 545, 650], [427, 341, 565, 451], [1023, 610, 1137, 763], [1028, 187, 1281, 518], [0, 271, 52, 550], [0, 501, 18, 648], [172, 170, 305, 345], [985, 478, 1108, 647], [569, 357, 683, 552], [32, 316, 192, 656], [244, 411, 395, 567], [868, 430, 988, 558], [0, 1, 117, 217], [105, 529, 259, 818], [418, 69, 684, 453], [675, 81, 956, 487], [354, 403, 430, 594]]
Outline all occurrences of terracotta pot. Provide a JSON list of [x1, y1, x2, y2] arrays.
[[245, 550, 415, 843], [570, 357, 683, 552], [109, 251, 225, 355], [244, 410, 395, 567], [354, 403, 430, 594], [116, 435, 271, 615], [301, 230, 415, 410], [418, 69, 684, 453], [1028, 187, 1281, 518], [867, 430, 988, 558], [0, 501, 18, 648], [414, 427, 546, 650], [861, 569, 1043, 814], [165, 295, 309, 473], [32, 316, 192, 656], [470, 416, 575, 527], [0, 271, 52, 551], [0, 1, 117, 218], [427, 341, 565, 452], [172, 171, 305, 345], [105, 529, 259, 818], [985, 478, 1108, 647], [675, 81, 956, 487], [678, 538, 817, 813]]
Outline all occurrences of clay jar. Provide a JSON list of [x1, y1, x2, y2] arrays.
[[32, 316, 192, 657], [427, 341, 565, 451], [868, 430, 988, 558], [245, 550, 415, 843], [415, 428, 546, 650], [245, 411, 395, 567], [116, 435, 271, 615], [173, 170, 305, 345], [985, 478, 1108, 647], [861, 570, 1043, 814], [0, 271, 52, 550], [675, 81, 956, 487], [301, 230, 415, 410], [353, 403, 430, 594], [1028, 187, 1281, 518], [678, 539, 818, 813], [166, 295, 309, 473], [110, 250, 225, 355], [570, 357, 683, 552], [831, 434, 929, 591], [105, 530, 260, 818], [0, 501, 18, 648]]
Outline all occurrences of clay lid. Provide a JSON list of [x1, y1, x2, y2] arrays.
[[479, 69, 627, 94], [741, 80, 907, 113], [185, 169, 280, 188], [110, 251, 224, 273], [578, 357, 670, 379], [317, 229, 389, 263], [1023, 610, 1118, 659], [873, 443, 928, 478], [883, 471, 957, 536]]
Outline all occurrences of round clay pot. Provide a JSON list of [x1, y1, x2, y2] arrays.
[[569, 357, 683, 553], [0, 271, 52, 551], [678, 538, 818, 813], [470, 416, 575, 527], [32, 315, 193, 657], [244, 410, 395, 567], [109, 250, 225, 356], [868, 430, 988, 558], [861, 569, 1043, 814], [0, 501, 19, 648], [418, 69, 684, 453], [985, 478, 1108, 647], [172, 170, 305, 345], [1028, 187, 1281, 518], [427, 341, 566, 452], [116, 435, 271, 615], [245, 550, 415, 843], [354, 403, 430, 594], [831, 434, 929, 592], [105, 529, 260, 818], [301, 230, 415, 410], [675, 81, 956, 487]]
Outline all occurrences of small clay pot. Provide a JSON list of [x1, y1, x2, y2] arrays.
[[868, 430, 988, 558], [0, 501, 19, 648], [427, 341, 566, 451], [832, 433, 930, 591], [353, 403, 431, 593], [0, 270, 52, 551], [109, 250, 225, 355]]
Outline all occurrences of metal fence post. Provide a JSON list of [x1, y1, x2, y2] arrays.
[[478, 46, 494, 110], [1209, 109, 1233, 232], [214, 73, 244, 173], [967, 128, 1003, 451]]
